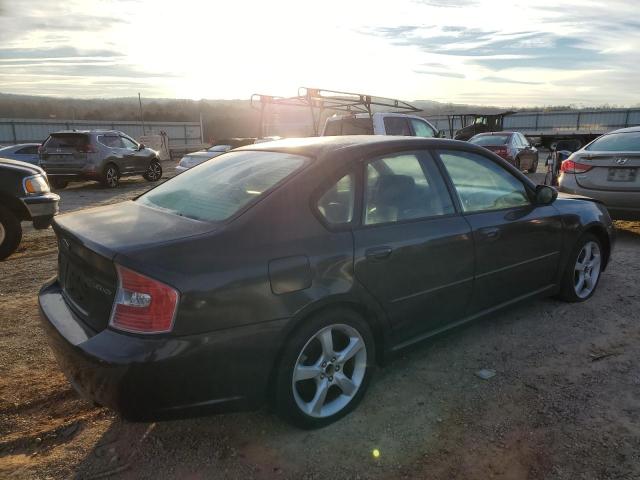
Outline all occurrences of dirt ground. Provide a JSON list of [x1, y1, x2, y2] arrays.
[[1, 160, 639, 480]]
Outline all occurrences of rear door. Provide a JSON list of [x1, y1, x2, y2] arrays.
[[41, 133, 89, 172], [436, 148, 563, 313], [352, 150, 474, 347]]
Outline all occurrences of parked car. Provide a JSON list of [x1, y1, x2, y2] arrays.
[[0, 143, 41, 165], [0, 159, 59, 259], [39, 136, 614, 429], [469, 132, 539, 173], [322, 112, 441, 138], [176, 138, 256, 173], [558, 126, 640, 220], [39, 130, 163, 189]]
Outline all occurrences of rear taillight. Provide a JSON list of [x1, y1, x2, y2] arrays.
[[109, 264, 179, 334], [493, 147, 509, 158], [560, 159, 592, 174]]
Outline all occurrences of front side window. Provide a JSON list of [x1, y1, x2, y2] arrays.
[[364, 152, 454, 225], [317, 173, 354, 225], [439, 150, 530, 213], [383, 117, 412, 136], [138, 151, 307, 222], [410, 119, 436, 138], [585, 132, 640, 152], [121, 136, 138, 150]]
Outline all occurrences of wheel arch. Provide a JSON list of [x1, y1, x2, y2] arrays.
[[265, 293, 391, 406], [0, 192, 30, 221], [583, 223, 611, 270]]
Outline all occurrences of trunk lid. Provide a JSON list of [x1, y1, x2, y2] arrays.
[[41, 133, 89, 169], [54, 201, 215, 332], [573, 151, 640, 192]]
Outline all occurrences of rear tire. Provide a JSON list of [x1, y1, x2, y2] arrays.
[[557, 233, 603, 302], [0, 205, 22, 260], [143, 160, 162, 182], [50, 178, 68, 190], [101, 163, 119, 188], [274, 308, 375, 429]]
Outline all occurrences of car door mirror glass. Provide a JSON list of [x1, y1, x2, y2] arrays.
[[535, 185, 557, 205]]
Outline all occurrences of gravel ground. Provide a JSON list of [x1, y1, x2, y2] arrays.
[[1, 158, 639, 479]]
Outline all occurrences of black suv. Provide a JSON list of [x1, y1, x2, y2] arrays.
[[39, 130, 163, 189], [0, 158, 59, 259]]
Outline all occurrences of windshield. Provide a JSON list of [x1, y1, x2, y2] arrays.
[[208, 145, 231, 152], [469, 135, 510, 146], [138, 150, 307, 222], [585, 131, 640, 152]]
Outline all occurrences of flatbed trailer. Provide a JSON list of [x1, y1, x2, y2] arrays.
[[425, 108, 640, 148]]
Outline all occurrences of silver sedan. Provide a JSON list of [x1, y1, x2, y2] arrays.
[[558, 126, 640, 220]]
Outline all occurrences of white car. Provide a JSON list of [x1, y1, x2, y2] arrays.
[[176, 145, 232, 173]]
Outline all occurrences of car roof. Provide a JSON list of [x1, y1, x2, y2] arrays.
[[607, 126, 640, 134], [51, 130, 122, 135], [235, 135, 472, 159]]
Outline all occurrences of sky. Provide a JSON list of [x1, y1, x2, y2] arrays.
[[0, 0, 638, 107]]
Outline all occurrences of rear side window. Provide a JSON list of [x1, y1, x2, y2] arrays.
[[138, 151, 307, 222], [410, 119, 436, 138], [324, 118, 373, 136], [317, 173, 355, 225], [383, 117, 412, 136], [585, 132, 640, 152], [364, 152, 454, 225], [44, 134, 89, 150]]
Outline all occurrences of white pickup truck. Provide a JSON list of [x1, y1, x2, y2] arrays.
[[322, 112, 441, 138]]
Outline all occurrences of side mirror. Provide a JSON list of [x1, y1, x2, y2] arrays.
[[438, 129, 447, 138], [535, 184, 557, 205], [138, 143, 145, 151]]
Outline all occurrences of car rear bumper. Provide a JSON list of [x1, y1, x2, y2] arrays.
[[38, 279, 287, 421], [21, 193, 60, 228], [558, 174, 640, 219]]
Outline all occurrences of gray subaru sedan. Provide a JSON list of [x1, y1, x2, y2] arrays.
[[39, 136, 615, 429]]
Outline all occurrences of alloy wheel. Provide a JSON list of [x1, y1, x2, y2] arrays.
[[105, 167, 118, 187], [292, 324, 367, 418], [574, 241, 601, 299], [0, 221, 5, 245], [147, 162, 162, 181]]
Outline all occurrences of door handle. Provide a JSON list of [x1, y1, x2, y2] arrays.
[[365, 246, 393, 260], [479, 227, 501, 241]]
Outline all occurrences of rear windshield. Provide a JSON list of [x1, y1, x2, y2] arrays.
[[44, 133, 89, 150], [138, 150, 308, 222], [469, 135, 510, 146], [324, 117, 373, 136], [585, 132, 640, 152]]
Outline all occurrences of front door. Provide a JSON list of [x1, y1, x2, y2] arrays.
[[437, 149, 563, 314], [352, 150, 475, 347]]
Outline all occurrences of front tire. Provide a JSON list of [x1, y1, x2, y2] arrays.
[[101, 163, 119, 188], [274, 308, 375, 429], [528, 158, 539, 174], [143, 160, 162, 182], [557, 233, 603, 302], [0, 205, 22, 260]]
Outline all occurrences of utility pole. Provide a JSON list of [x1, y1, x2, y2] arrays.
[[138, 92, 146, 135]]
